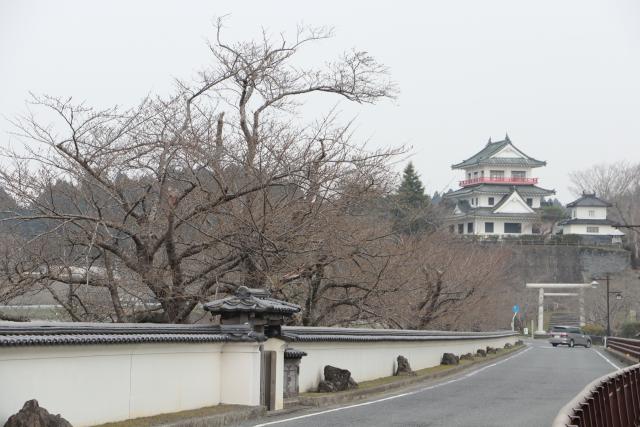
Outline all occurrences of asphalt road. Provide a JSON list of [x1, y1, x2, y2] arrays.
[[240, 339, 620, 427]]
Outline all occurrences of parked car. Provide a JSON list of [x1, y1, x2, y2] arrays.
[[548, 325, 592, 348]]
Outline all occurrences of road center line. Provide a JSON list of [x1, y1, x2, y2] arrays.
[[253, 346, 532, 427], [593, 348, 621, 371]]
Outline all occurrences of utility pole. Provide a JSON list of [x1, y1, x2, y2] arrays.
[[606, 273, 611, 337], [592, 273, 621, 337]]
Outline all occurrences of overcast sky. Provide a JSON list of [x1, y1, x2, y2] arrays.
[[1, 0, 639, 202]]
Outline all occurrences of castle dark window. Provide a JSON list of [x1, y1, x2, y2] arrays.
[[504, 223, 522, 234], [488, 197, 495, 206], [467, 222, 474, 233], [526, 198, 533, 207], [458, 224, 464, 234], [485, 222, 494, 233]]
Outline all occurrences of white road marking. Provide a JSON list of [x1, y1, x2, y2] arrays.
[[593, 349, 621, 371], [253, 346, 533, 427]]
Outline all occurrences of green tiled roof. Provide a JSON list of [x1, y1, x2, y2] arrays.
[[452, 137, 546, 169], [447, 209, 540, 220], [443, 184, 555, 199]]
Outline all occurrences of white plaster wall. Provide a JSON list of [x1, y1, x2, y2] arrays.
[[220, 343, 262, 406], [575, 206, 607, 220], [0, 342, 261, 427], [294, 335, 517, 393]]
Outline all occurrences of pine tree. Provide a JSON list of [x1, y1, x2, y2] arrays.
[[397, 162, 429, 208], [393, 162, 432, 234]]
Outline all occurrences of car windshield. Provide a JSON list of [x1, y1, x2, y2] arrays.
[[551, 326, 568, 332]]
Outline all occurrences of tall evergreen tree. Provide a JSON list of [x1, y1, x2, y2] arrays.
[[393, 162, 432, 234], [397, 162, 429, 208]]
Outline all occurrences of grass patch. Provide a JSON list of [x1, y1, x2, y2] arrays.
[[93, 404, 252, 427]]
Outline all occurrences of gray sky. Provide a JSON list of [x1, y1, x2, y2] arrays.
[[1, 0, 639, 202]]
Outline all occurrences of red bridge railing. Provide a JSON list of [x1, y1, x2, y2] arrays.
[[553, 337, 640, 427]]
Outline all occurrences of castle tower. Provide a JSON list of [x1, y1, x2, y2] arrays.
[[443, 135, 555, 236]]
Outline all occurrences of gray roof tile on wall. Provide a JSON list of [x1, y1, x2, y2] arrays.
[[0, 322, 258, 346], [281, 326, 516, 343]]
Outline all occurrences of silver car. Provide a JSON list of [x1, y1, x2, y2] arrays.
[[548, 325, 592, 348]]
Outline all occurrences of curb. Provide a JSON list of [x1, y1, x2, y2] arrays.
[[156, 407, 265, 427], [296, 344, 526, 407], [97, 406, 266, 427]]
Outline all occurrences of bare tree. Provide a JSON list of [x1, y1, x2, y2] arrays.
[[0, 22, 402, 323]]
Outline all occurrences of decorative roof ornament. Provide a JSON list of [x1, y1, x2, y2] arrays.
[[204, 286, 300, 316], [505, 132, 510, 142], [203, 286, 301, 337], [486, 137, 492, 146]]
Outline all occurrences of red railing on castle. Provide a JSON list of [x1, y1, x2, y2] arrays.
[[459, 177, 538, 187]]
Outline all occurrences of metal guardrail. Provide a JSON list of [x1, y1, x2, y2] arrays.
[[552, 337, 640, 426], [607, 337, 640, 360]]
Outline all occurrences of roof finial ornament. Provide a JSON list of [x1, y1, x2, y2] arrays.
[[505, 132, 510, 142], [487, 137, 492, 146]]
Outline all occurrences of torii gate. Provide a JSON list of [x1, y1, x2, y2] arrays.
[[526, 283, 593, 335]]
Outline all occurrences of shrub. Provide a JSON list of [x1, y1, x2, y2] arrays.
[[619, 321, 640, 338], [582, 323, 605, 336]]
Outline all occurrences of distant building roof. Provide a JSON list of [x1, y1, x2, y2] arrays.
[[452, 136, 546, 169], [566, 192, 612, 208]]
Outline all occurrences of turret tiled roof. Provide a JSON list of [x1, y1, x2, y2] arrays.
[[559, 218, 618, 226], [566, 192, 612, 208], [451, 137, 546, 169]]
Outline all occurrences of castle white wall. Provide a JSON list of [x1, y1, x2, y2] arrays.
[[571, 207, 607, 220], [462, 166, 534, 181], [564, 224, 620, 236], [293, 335, 518, 393], [451, 218, 536, 235]]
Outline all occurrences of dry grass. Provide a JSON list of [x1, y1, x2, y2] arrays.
[[93, 404, 250, 427]]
